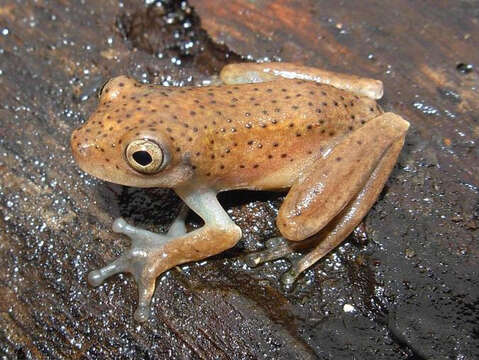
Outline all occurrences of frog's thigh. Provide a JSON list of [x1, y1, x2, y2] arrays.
[[220, 62, 383, 99], [277, 112, 409, 242]]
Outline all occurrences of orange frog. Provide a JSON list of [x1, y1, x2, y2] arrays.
[[71, 63, 409, 321]]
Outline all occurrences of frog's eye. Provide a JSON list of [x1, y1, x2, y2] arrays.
[[125, 139, 164, 174]]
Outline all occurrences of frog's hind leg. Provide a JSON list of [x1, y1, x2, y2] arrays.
[[220, 62, 383, 99], [281, 134, 406, 288], [246, 113, 409, 289]]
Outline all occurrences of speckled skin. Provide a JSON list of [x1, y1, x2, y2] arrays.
[[71, 63, 409, 321], [72, 76, 381, 190]]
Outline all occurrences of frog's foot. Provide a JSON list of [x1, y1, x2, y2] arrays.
[[88, 210, 188, 322], [244, 237, 314, 291]]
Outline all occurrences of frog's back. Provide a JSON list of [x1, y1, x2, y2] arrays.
[[170, 79, 383, 190]]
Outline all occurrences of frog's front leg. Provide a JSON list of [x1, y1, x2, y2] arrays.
[[247, 113, 409, 288], [220, 62, 383, 99], [88, 188, 242, 322]]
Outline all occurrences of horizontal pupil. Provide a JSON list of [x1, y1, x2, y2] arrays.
[[133, 151, 152, 166]]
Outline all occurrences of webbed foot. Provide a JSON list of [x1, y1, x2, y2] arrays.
[[88, 214, 187, 322]]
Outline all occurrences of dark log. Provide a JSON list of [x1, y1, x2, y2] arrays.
[[0, 0, 478, 358]]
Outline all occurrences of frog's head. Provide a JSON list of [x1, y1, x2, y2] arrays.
[[71, 76, 193, 188]]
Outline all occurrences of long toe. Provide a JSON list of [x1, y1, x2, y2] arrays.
[[133, 277, 156, 322], [88, 257, 128, 286], [244, 241, 294, 268]]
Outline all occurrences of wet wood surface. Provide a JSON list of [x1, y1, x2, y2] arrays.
[[0, 0, 478, 359]]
